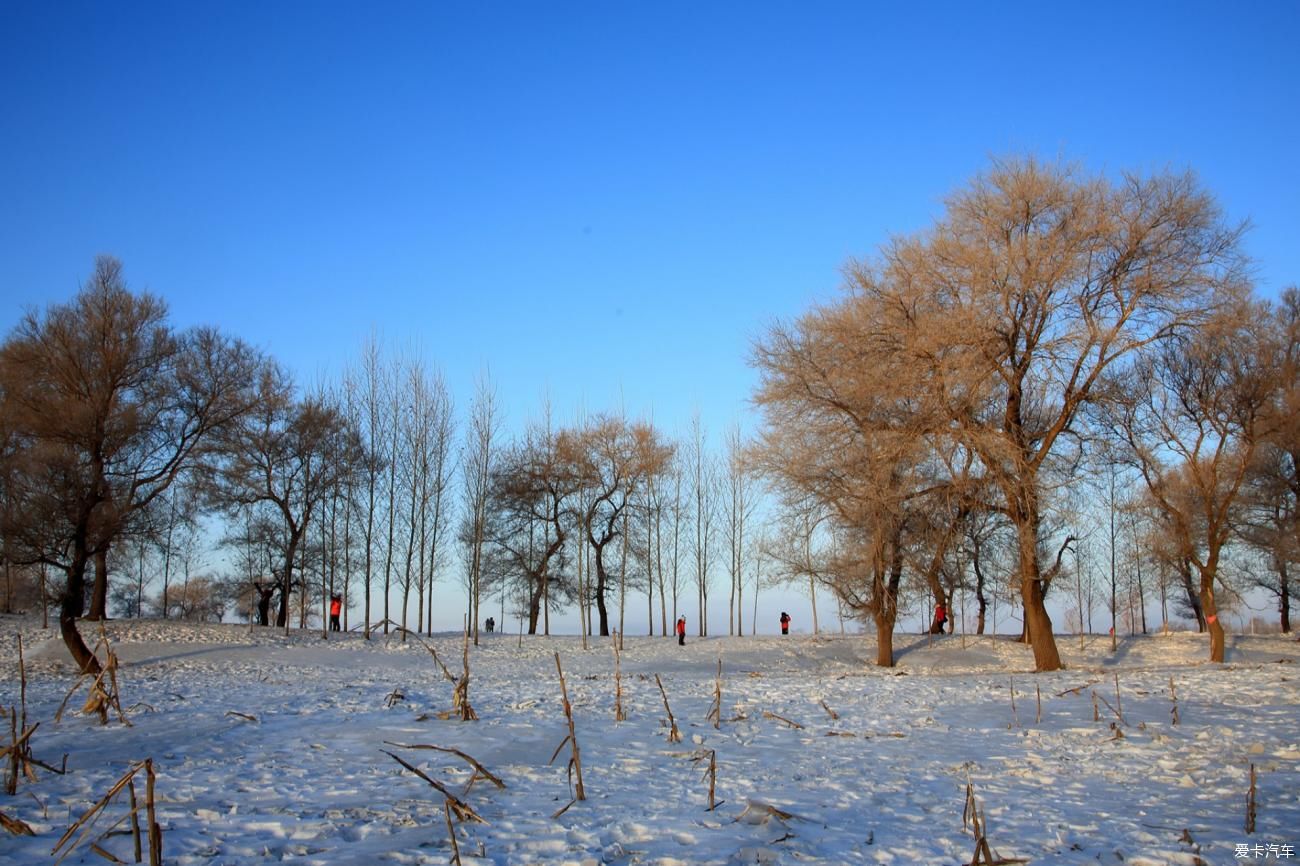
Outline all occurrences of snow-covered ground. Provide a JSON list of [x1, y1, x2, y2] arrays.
[[1, 616, 1297, 865]]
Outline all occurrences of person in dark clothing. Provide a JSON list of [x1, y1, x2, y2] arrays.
[[253, 582, 274, 627], [485, 616, 495, 633], [780, 611, 791, 635], [676, 616, 686, 646]]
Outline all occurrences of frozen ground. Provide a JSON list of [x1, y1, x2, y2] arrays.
[[1, 616, 1297, 865]]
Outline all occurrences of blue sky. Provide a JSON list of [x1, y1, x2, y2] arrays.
[[3, 1, 1298, 631]]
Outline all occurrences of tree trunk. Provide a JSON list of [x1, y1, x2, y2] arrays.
[[870, 533, 904, 667], [277, 533, 300, 628], [1015, 520, 1062, 671], [595, 543, 610, 637], [875, 609, 895, 667], [88, 547, 110, 620], [60, 540, 100, 673], [1280, 560, 1291, 634], [1180, 560, 1206, 631], [808, 573, 819, 635], [1201, 587, 1226, 663]]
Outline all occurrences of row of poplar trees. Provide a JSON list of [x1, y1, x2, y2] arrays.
[[0, 262, 749, 671]]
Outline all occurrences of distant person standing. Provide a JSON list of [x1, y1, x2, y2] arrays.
[[780, 612, 791, 635], [931, 602, 948, 635], [253, 582, 274, 627], [329, 594, 342, 631], [485, 616, 495, 633], [676, 616, 687, 646]]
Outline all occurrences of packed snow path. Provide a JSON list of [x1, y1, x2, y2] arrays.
[[1, 618, 1297, 865]]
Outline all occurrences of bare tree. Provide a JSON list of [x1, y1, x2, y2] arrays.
[[766, 158, 1244, 671], [482, 418, 582, 633], [751, 280, 967, 664], [0, 258, 262, 671], [763, 507, 829, 635], [1104, 299, 1279, 661], [573, 414, 673, 637], [413, 364, 456, 636], [349, 337, 390, 639], [723, 425, 759, 635], [1237, 288, 1299, 632], [381, 352, 404, 633], [667, 459, 686, 634], [460, 373, 502, 644], [206, 368, 364, 629], [645, 452, 682, 636], [687, 414, 719, 636], [394, 356, 452, 636]]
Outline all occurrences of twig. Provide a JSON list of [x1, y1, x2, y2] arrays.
[[128, 775, 142, 865], [654, 674, 683, 743], [963, 776, 1028, 865], [1, 809, 35, 836], [554, 653, 585, 801], [383, 743, 505, 789], [444, 797, 462, 866], [1169, 676, 1180, 726], [18, 636, 28, 741], [611, 631, 627, 722], [820, 700, 839, 721], [54, 633, 131, 727], [1245, 763, 1256, 835], [693, 749, 719, 811], [762, 710, 804, 730], [706, 659, 722, 730], [456, 628, 477, 721], [1054, 681, 1099, 697], [1095, 690, 1126, 726], [224, 711, 258, 723], [382, 750, 487, 824]]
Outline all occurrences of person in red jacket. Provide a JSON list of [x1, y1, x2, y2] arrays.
[[931, 601, 948, 635], [780, 611, 791, 635], [676, 615, 686, 646], [329, 594, 342, 632]]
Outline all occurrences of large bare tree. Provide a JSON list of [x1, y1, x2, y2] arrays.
[[482, 419, 582, 633], [759, 158, 1245, 671], [0, 257, 262, 670], [1105, 299, 1282, 661], [574, 414, 673, 637], [1237, 288, 1299, 632]]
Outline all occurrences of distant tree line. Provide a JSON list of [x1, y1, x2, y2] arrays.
[[1, 157, 1295, 673]]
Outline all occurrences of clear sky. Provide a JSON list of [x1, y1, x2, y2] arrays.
[[2, 1, 1298, 633]]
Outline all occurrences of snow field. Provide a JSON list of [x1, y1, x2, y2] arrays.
[[0, 619, 1297, 865]]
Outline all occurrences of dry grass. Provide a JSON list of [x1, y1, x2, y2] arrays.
[[549, 652, 586, 814], [51, 758, 162, 866]]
